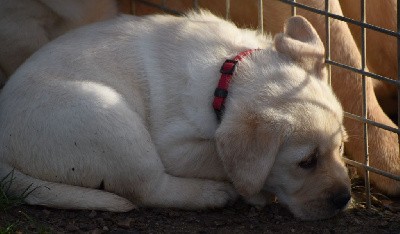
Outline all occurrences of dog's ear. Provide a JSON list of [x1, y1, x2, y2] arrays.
[[274, 16, 326, 80], [215, 113, 285, 197]]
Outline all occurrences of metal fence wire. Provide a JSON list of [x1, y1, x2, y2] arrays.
[[128, 0, 400, 208]]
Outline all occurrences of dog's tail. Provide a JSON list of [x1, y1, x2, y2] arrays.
[[0, 163, 135, 212]]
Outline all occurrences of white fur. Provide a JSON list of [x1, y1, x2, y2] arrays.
[[0, 12, 350, 220]]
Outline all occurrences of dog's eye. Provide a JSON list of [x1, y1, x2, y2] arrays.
[[299, 149, 318, 169]]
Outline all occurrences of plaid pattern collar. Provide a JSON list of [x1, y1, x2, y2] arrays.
[[213, 49, 258, 122]]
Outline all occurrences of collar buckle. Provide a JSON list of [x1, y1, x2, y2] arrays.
[[219, 59, 238, 75]]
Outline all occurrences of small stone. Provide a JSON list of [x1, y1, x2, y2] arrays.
[[89, 210, 97, 218], [80, 223, 97, 231], [27, 224, 36, 231], [322, 229, 330, 234], [65, 223, 79, 232], [168, 211, 180, 217], [90, 228, 103, 234], [291, 229, 295, 232], [42, 209, 51, 216], [96, 218, 105, 226], [379, 221, 389, 227], [248, 207, 257, 217], [214, 221, 224, 226], [117, 218, 133, 229], [102, 226, 109, 231], [78, 223, 89, 230], [353, 218, 361, 225], [102, 213, 111, 220]]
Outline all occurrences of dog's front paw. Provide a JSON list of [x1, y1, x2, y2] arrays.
[[199, 181, 238, 208]]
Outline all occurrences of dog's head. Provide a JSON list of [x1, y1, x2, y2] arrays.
[[215, 16, 351, 220]]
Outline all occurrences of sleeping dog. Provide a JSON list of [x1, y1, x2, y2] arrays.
[[0, 12, 350, 220]]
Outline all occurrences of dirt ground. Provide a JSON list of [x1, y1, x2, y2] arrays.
[[1, 177, 400, 233]]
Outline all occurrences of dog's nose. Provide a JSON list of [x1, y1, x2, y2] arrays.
[[330, 189, 351, 210]]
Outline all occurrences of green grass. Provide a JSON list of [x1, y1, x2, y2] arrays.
[[0, 171, 23, 234], [0, 170, 33, 211], [0, 171, 49, 233], [0, 223, 17, 234]]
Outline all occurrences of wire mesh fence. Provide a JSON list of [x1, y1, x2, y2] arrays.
[[280, 0, 400, 209], [123, 0, 400, 208]]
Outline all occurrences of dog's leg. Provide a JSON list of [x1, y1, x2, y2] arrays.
[[1, 81, 236, 210], [0, 163, 135, 212], [340, 0, 398, 119], [138, 173, 237, 209], [99, 111, 238, 209], [69, 92, 238, 209]]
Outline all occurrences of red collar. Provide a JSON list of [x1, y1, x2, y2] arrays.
[[213, 49, 258, 122]]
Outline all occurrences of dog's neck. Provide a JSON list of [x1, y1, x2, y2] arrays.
[[213, 49, 259, 122]]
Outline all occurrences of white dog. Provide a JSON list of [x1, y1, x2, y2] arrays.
[[0, 12, 350, 220], [0, 0, 117, 86]]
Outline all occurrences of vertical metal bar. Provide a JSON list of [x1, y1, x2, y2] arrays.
[[397, 0, 400, 187], [291, 0, 297, 16], [193, 0, 199, 12], [131, 0, 136, 14], [325, 0, 331, 85], [258, 0, 264, 34], [361, 0, 371, 209], [225, 0, 231, 19]]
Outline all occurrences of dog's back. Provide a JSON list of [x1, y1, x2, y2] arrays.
[[4, 12, 272, 134]]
